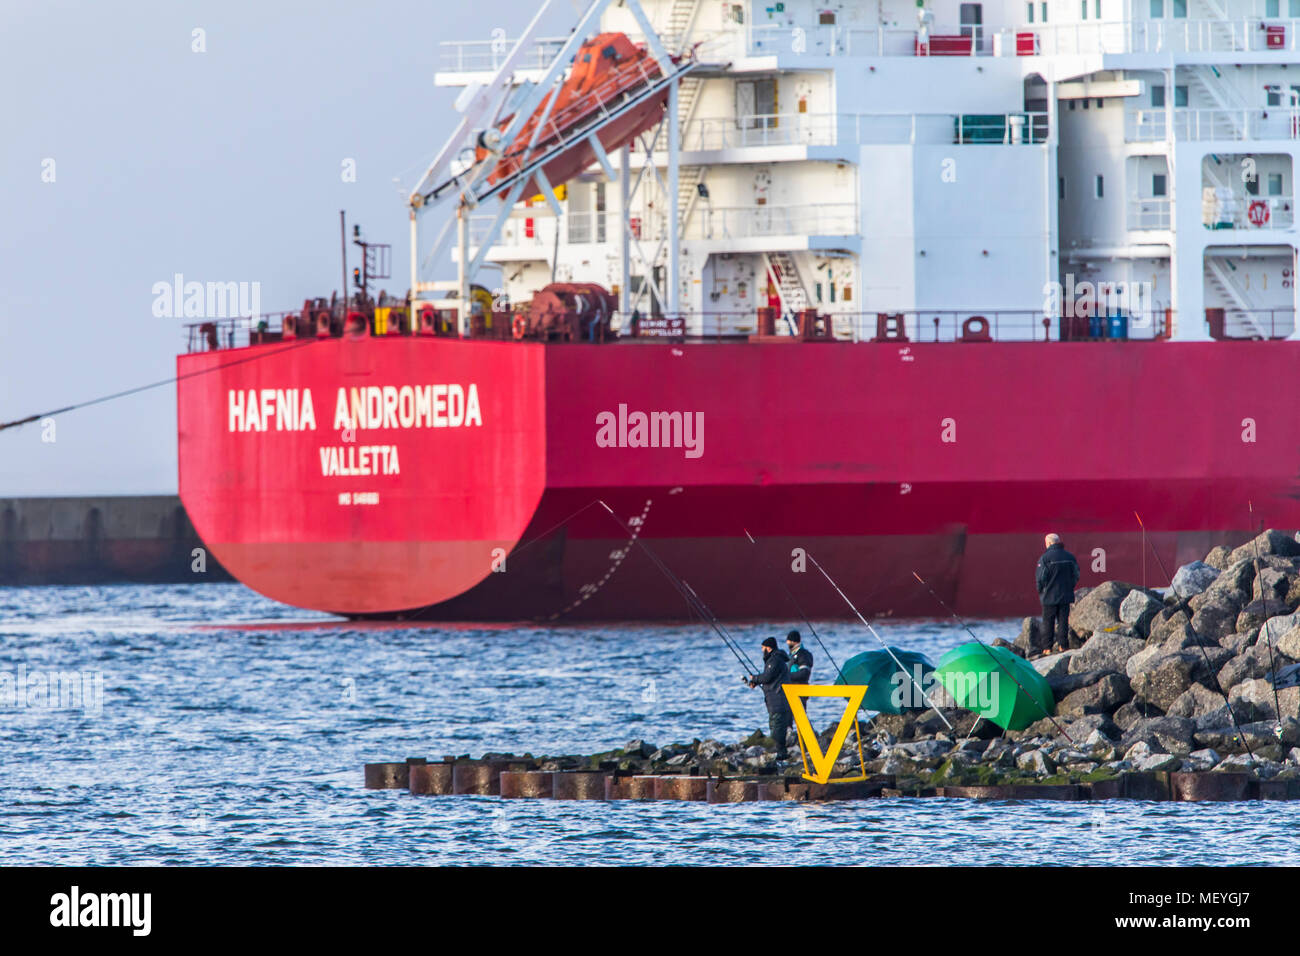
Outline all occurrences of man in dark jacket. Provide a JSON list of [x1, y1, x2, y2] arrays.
[[1036, 533, 1080, 653], [748, 637, 792, 759], [785, 630, 813, 684]]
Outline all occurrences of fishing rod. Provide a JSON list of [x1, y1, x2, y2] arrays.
[[1247, 502, 1284, 739], [597, 501, 758, 677], [742, 529, 844, 684], [679, 578, 760, 674], [911, 570, 1073, 743], [804, 552, 953, 730], [1134, 511, 1256, 762]]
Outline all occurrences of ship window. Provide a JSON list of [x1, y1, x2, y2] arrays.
[[1095, 0, 1102, 17], [1059, 176, 1066, 199], [819, 11, 836, 25], [1153, 173, 1167, 196], [1096, 98, 1104, 108], [1027, 2, 1034, 21], [1268, 89, 1282, 106], [1172, 0, 1186, 17], [1292, 0, 1300, 17], [1150, 0, 1163, 15], [1267, 0, 1280, 15], [1175, 85, 1188, 106], [1269, 173, 1284, 195], [1081, 0, 1087, 18], [1151, 84, 1164, 107], [1042, 2, 1048, 20], [1095, 175, 1104, 198], [1246, 173, 1260, 196]]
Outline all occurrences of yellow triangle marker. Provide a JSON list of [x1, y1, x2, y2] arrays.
[[782, 684, 869, 784]]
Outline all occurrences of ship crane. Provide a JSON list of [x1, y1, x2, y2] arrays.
[[408, 0, 697, 333]]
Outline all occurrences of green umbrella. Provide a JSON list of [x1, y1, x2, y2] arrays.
[[934, 642, 1055, 732], [834, 648, 935, 715]]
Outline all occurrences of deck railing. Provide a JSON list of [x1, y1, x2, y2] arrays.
[[1127, 107, 1300, 142], [188, 307, 1300, 351]]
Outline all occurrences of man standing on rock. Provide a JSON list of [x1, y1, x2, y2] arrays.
[[1036, 533, 1080, 654], [748, 637, 792, 760]]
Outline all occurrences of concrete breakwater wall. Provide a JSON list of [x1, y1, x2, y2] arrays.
[[364, 757, 1300, 803], [0, 496, 231, 584]]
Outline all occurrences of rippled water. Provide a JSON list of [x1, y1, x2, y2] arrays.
[[2, 583, 1298, 865]]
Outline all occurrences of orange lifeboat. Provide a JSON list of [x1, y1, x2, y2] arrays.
[[478, 33, 675, 197]]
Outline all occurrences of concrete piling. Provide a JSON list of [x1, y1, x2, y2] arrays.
[[499, 771, 554, 798], [551, 772, 609, 800], [653, 776, 708, 801]]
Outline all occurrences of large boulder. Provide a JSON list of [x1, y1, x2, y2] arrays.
[[1278, 624, 1300, 661], [1190, 558, 1255, 610], [1057, 673, 1133, 717], [1237, 599, 1291, 634], [1126, 644, 1165, 679], [1031, 650, 1075, 681], [1148, 607, 1193, 646], [1227, 528, 1300, 566], [1228, 679, 1300, 722], [1262, 611, 1300, 645], [1191, 597, 1244, 642], [1120, 589, 1164, 637], [1112, 700, 1154, 731], [1049, 668, 1118, 696], [1122, 715, 1196, 755], [1253, 564, 1297, 605], [1165, 682, 1225, 720], [1131, 653, 1200, 711], [1061, 713, 1120, 743], [1171, 560, 1220, 600], [1068, 582, 1137, 640], [1219, 642, 1294, 691], [1013, 616, 1040, 656], [1068, 632, 1145, 675], [1204, 545, 1234, 570]]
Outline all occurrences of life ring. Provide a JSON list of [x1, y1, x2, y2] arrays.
[[512, 313, 528, 340], [1248, 200, 1270, 227]]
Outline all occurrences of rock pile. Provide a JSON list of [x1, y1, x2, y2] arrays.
[[430, 533, 1300, 794]]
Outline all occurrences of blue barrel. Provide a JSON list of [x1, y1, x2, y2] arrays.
[[1088, 313, 1103, 339], [1107, 312, 1128, 340]]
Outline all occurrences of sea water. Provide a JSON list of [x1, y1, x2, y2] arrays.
[[1, 583, 1298, 866]]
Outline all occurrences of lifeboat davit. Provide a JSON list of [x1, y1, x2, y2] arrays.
[[479, 33, 675, 197]]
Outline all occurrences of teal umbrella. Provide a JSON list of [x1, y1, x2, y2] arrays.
[[833, 648, 935, 715], [934, 642, 1055, 732]]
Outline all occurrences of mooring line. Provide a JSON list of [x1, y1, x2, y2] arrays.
[[0, 336, 326, 434]]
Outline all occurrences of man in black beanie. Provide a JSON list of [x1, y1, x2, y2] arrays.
[[785, 629, 813, 684], [748, 636, 792, 760]]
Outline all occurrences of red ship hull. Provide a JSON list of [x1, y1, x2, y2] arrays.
[[177, 337, 1300, 620]]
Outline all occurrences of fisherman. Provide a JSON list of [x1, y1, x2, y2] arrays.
[[747, 637, 792, 760], [785, 629, 813, 684], [1036, 532, 1080, 654]]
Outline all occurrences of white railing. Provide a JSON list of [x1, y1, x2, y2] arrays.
[[1023, 18, 1300, 55], [676, 112, 1048, 151], [681, 112, 839, 150], [1129, 198, 1172, 230], [566, 210, 612, 244], [438, 36, 570, 73], [686, 203, 858, 240], [1204, 193, 1295, 228], [1127, 107, 1300, 140]]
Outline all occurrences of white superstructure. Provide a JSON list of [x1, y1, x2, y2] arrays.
[[426, 0, 1300, 342]]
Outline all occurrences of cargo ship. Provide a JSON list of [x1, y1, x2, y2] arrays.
[[177, 0, 1300, 620]]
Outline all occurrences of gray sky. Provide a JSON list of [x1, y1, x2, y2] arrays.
[[0, 0, 576, 495]]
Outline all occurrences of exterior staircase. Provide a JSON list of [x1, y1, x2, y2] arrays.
[[663, 0, 703, 55], [1206, 257, 1268, 338], [764, 251, 811, 319]]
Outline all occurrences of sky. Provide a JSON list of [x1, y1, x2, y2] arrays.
[[0, 0, 578, 495]]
